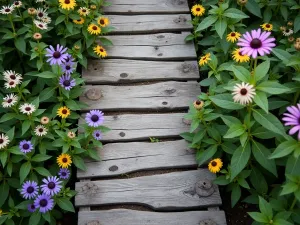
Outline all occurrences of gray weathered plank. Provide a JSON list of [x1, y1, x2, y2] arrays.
[[78, 209, 227, 225], [83, 59, 199, 84], [109, 14, 192, 34], [80, 81, 199, 111], [98, 33, 196, 60], [104, 0, 190, 14], [77, 140, 197, 178], [75, 170, 222, 209]]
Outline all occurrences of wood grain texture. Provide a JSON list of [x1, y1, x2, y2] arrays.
[[75, 170, 222, 209], [104, 0, 190, 14], [81, 81, 200, 111], [81, 113, 189, 142], [78, 209, 227, 225], [77, 140, 197, 178], [83, 59, 199, 84], [108, 14, 192, 34], [98, 33, 196, 60]]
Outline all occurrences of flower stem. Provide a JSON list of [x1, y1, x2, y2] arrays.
[[290, 197, 297, 210], [9, 15, 16, 34], [293, 91, 300, 105], [253, 58, 258, 71]]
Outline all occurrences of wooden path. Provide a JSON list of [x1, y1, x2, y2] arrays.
[[76, 0, 227, 224]]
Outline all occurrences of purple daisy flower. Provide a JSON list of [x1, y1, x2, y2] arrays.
[[34, 194, 54, 213], [93, 130, 102, 140], [40, 176, 62, 196], [58, 168, 70, 179], [61, 62, 76, 75], [21, 181, 39, 199], [282, 104, 300, 139], [45, 44, 68, 65], [237, 28, 276, 58], [59, 74, 76, 91], [85, 110, 104, 127], [27, 203, 36, 213], [64, 53, 75, 65], [19, 140, 33, 154]]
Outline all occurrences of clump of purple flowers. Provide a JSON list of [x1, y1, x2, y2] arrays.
[[45, 44, 68, 65], [282, 104, 300, 139], [34, 194, 54, 213], [59, 74, 76, 91], [21, 181, 39, 199], [85, 110, 104, 127], [41, 176, 62, 196]]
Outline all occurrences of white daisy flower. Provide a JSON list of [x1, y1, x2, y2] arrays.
[[3, 70, 23, 84], [0, 134, 10, 149], [34, 125, 48, 136], [36, 8, 48, 20], [283, 29, 294, 36], [78, 7, 90, 16], [232, 82, 256, 105], [0, 5, 14, 15], [13, 1, 22, 8], [4, 80, 17, 89], [19, 103, 36, 115], [41, 16, 51, 24], [36, 0, 45, 2], [2, 94, 18, 108], [33, 19, 48, 30]]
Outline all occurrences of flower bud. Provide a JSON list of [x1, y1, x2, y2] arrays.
[[193, 100, 204, 110], [237, 0, 248, 6]]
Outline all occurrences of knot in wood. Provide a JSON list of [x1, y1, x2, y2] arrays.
[[173, 15, 187, 24], [154, 46, 159, 50], [86, 221, 101, 225], [182, 63, 192, 73], [81, 182, 99, 196], [120, 73, 128, 78], [182, 118, 191, 125], [157, 35, 165, 39], [199, 219, 216, 225], [85, 88, 102, 100], [172, 0, 184, 5], [195, 179, 214, 197], [109, 165, 118, 171]]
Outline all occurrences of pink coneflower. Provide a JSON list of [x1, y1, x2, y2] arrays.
[[237, 28, 276, 58], [282, 104, 300, 140]]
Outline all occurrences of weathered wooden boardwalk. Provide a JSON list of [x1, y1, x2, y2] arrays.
[[75, 0, 227, 224]]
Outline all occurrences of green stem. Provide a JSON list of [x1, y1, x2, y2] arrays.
[[17, 8, 24, 23], [9, 15, 16, 34], [253, 58, 258, 71], [293, 91, 300, 105], [290, 197, 297, 210], [16, 86, 26, 102]]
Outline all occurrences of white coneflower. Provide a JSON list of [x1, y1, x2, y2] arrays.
[[3, 70, 23, 84], [2, 94, 18, 108], [4, 80, 17, 89], [232, 82, 256, 105], [283, 28, 294, 36], [33, 19, 48, 30], [0, 134, 10, 149], [67, 131, 76, 139], [13, 1, 22, 8], [40, 116, 49, 124], [0, 5, 14, 15], [36, 0, 45, 2], [19, 103, 36, 115], [78, 7, 90, 16], [34, 125, 48, 136], [41, 16, 51, 24], [36, 8, 47, 20], [33, 32, 42, 40]]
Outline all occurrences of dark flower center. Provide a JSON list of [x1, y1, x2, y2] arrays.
[[65, 57, 70, 62], [15, 2, 19, 5], [25, 107, 31, 111], [238, 51, 243, 56], [240, 88, 248, 95], [100, 19, 104, 25], [7, 99, 12, 103], [211, 161, 217, 167], [82, 9, 86, 12], [27, 186, 34, 193], [92, 26, 98, 30], [77, 19, 81, 22], [38, 12, 43, 17], [31, 204, 35, 209], [91, 115, 99, 122], [96, 133, 100, 137], [196, 7, 200, 11], [9, 81, 14, 85], [10, 75, 16, 79], [63, 80, 71, 86], [100, 48, 104, 52], [195, 100, 201, 105], [48, 182, 55, 189], [65, 0, 70, 4], [53, 51, 61, 59], [5, 9, 10, 12], [250, 38, 262, 49], [39, 128, 43, 132], [62, 172, 67, 176], [23, 144, 30, 150], [38, 24, 43, 28], [231, 33, 236, 37], [40, 199, 48, 207], [62, 157, 68, 163], [62, 109, 68, 114], [266, 24, 270, 28], [66, 65, 71, 70], [0, 139, 3, 144]]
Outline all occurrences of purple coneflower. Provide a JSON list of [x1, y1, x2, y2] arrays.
[[85, 110, 104, 127], [45, 44, 68, 65], [41, 176, 62, 196], [19, 140, 34, 153], [59, 74, 76, 90], [282, 104, 300, 139], [61, 62, 76, 75], [93, 130, 102, 140], [27, 203, 36, 213], [58, 168, 70, 179], [21, 181, 39, 199], [64, 53, 75, 64], [237, 28, 276, 58], [34, 194, 54, 213]]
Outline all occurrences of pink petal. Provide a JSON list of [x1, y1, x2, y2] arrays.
[[247, 49, 254, 57], [244, 32, 252, 41], [258, 48, 265, 56], [262, 37, 276, 44], [289, 125, 300, 135], [287, 106, 300, 116], [237, 42, 250, 47], [285, 122, 299, 126], [252, 49, 258, 58], [298, 131, 300, 140], [256, 29, 261, 38], [251, 30, 257, 38], [282, 116, 298, 122], [263, 43, 276, 47], [260, 32, 271, 42]]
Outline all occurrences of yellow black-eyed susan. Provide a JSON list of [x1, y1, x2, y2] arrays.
[[97, 17, 109, 27], [191, 4, 205, 17], [73, 17, 85, 25], [232, 48, 250, 63], [59, 0, 76, 10], [226, 32, 241, 43], [199, 53, 211, 66], [87, 23, 101, 35], [260, 23, 273, 31], [57, 153, 72, 168], [57, 106, 71, 118], [208, 158, 223, 173], [93, 45, 107, 58]]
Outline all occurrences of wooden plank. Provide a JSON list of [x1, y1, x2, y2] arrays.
[[98, 33, 196, 60], [75, 170, 222, 209], [104, 0, 190, 14], [81, 81, 199, 111], [77, 140, 197, 178], [83, 59, 199, 84], [79, 209, 227, 225], [108, 14, 192, 34]]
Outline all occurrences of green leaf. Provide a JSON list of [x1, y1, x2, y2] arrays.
[[254, 60, 270, 82], [0, 113, 17, 123], [272, 48, 292, 64], [281, 182, 298, 195], [195, 15, 218, 32], [19, 162, 31, 183], [55, 15, 66, 25], [28, 71, 57, 78], [269, 140, 298, 159], [286, 155, 300, 175], [0, 182, 9, 207], [34, 167, 52, 177], [39, 87, 56, 102], [259, 196, 273, 220], [248, 212, 269, 223], [252, 140, 277, 176], [213, 175, 230, 185], [256, 81, 290, 94], [223, 8, 249, 19], [197, 145, 218, 166], [245, 0, 262, 18], [231, 184, 241, 207], [231, 65, 251, 82], [215, 18, 227, 38], [73, 155, 86, 171], [253, 109, 287, 137], [280, 6, 288, 21], [22, 120, 31, 136], [250, 167, 268, 194], [31, 154, 52, 162], [65, 22, 73, 33], [69, 13, 80, 20], [253, 91, 268, 113], [210, 94, 245, 110], [98, 37, 114, 46], [0, 151, 8, 167], [273, 219, 293, 225], [29, 211, 41, 225], [252, 126, 278, 139], [294, 15, 300, 33], [231, 142, 251, 180], [56, 198, 75, 212], [192, 129, 206, 145], [224, 124, 245, 138], [15, 37, 26, 54]]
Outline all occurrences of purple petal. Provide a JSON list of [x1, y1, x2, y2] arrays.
[[289, 125, 300, 135]]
